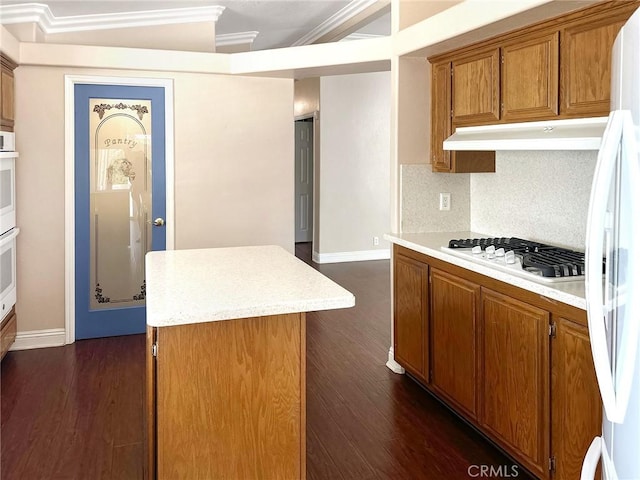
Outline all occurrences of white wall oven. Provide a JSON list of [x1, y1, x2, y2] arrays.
[[0, 131, 18, 321], [0, 131, 17, 235], [0, 228, 18, 321]]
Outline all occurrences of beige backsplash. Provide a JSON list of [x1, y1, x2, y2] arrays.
[[400, 164, 470, 232], [401, 150, 597, 250]]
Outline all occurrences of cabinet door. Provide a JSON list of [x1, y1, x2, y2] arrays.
[[551, 317, 602, 480], [502, 32, 559, 121], [0, 55, 15, 132], [560, 11, 630, 116], [394, 253, 429, 382], [0, 307, 17, 360], [480, 289, 550, 479], [154, 314, 305, 479], [430, 269, 479, 420], [431, 61, 452, 172], [452, 48, 500, 125]]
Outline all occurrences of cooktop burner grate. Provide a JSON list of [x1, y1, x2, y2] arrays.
[[448, 237, 587, 278]]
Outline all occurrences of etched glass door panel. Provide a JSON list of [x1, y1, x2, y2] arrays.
[[75, 83, 166, 340], [89, 100, 151, 309]]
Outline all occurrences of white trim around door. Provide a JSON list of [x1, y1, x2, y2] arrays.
[[64, 74, 175, 345]]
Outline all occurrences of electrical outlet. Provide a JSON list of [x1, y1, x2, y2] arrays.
[[373, 236, 380, 246], [439, 193, 451, 211]]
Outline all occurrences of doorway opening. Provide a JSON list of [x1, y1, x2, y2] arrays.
[[294, 117, 314, 265]]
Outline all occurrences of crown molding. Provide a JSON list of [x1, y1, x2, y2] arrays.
[[0, 3, 225, 34], [215, 31, 259, 47], [342, 33, 383, 41], [290, 0, 381, 47]]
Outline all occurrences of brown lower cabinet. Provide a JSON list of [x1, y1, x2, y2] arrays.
[[551, 318, 602, 479], [0, 307, 17, 360], [146, 313, 306, 480], [393, 253, 429, 383], [430, 268, 479, 420], [480, 289, 550, 478], [392, 245, 600, 480]]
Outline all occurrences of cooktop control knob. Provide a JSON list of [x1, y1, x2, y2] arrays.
[[505, 251, 516, 264], [472, 246, 482, 254], [486, 245, 496, 258], [495, 248, 505, 257]]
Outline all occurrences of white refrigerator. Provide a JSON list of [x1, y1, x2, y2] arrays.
[[582, 6, 640, 480]]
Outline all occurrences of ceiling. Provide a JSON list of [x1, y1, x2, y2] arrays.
[[0, 0, 392, 52]]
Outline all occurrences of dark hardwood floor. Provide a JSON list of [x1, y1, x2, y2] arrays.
[[1, 243, 529, 479]]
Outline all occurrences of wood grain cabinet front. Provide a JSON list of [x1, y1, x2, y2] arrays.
[[430, 61, 496, 174], [0, 54, 16, 132], [393, 250, 429, 383], [560, 2, 638, 117], [451, 48, 500, 126], [479, 289, 550, 479], [501, 32, 559, 122], [426, 1, 640, 174], [146, 314, 306, 480], [550, 316, 602, 480], [430, 268, 479, 420], [392, 246, 602, 479], [431, 62, 452, 173], [0, 307, 17, 360]]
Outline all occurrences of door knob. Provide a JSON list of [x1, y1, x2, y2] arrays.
[[153, 217, 165, 227]]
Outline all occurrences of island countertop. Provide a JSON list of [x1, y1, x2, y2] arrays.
[[145, 245, 355, 327]]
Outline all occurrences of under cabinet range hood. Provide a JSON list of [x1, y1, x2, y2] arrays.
[[443, 116, 609, 151]]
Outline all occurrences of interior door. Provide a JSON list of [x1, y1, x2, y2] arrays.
[[294, 120, 313, 243], [74, 84, 166, 340]]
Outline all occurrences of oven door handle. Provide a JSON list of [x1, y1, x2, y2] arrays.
[[0, 228, 20, 247]]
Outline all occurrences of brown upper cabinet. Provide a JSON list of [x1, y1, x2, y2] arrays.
[[431, 62, 452, 172], [560, 3, 638, 116], [501, 32, 559, 121], [451, 48, 500, 126], [428, 1, 639, 173], [0, 54, 17, 132], [431, 60, 496, 174]]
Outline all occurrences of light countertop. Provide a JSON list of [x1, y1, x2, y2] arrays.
[[146, 245, 355, 328], [384, 231, 586, 311]]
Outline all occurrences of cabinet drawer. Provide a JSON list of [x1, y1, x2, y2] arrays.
[[1, 308, 17, 360]]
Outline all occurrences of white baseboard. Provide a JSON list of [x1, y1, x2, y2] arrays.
[[10, 328, 66, 351], [312, 248, 390, 264]]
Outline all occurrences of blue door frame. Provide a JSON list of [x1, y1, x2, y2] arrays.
[[74, 84, 166, 340]]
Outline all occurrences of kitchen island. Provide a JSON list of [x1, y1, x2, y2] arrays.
[[145, 245, 355, 480]]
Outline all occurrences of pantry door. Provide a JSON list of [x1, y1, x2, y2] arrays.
[[74, 84, 166, 340]]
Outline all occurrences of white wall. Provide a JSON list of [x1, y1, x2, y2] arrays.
[[317, 71, 391, 259], [14, 65, 293, 334], [470, 151, 597, 250]]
